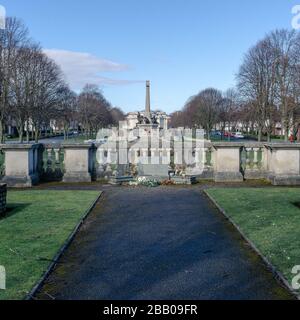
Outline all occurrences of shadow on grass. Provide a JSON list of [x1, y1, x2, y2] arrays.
[[0, 203, 31, 220]]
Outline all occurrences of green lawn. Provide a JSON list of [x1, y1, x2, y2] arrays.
[[0, 190, 101, 300], [206, 188, 300, 288]]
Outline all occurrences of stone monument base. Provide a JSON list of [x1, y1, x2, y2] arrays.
[[3, 174, 39, 188], [138, 164, 169, 178], [109, 176, 134, 185], [63, 173, 92, 183], [269, 175, 300, 186], [171, 176, 197, 185], [214, 172, 244, 182]]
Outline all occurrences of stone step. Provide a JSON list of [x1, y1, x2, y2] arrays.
[[109, 176, 134, 185], [171, 176, 197, 185]]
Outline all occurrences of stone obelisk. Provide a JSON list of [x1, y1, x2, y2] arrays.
[[145, 81, 151, 121]]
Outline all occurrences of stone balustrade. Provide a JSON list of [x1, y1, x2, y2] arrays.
[[0, 142, 300, 187], [242, 144, 266, 180], [40, 144, 65, 182], [0, 183, 7, 217]]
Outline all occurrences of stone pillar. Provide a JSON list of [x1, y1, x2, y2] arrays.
[[63, 144, 94, 183], [266, 144, 300, 185], [96, 148, 106, 165], [54, 148, 60, 162], [243, 145, 266, 180], [141, 148, 149, 164], [193, 147, 204, 168], [245, 147, 252, 169], [106, 148, 118, 165], [164, 118, 168, 130], [253, 148, 260, 169], [2, 144, 41, 187], [150, 148, 159, 165], [94, 147, 106, 179], [199, 148, 206, 166], [213, 143, 244, 182], [106, 148, 112, 164], [162, 148, 171, 165], [135, 149, 140, 164], [145, 81, 151, 119]]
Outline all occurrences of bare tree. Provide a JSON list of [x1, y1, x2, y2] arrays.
[[55, 85, 77, 140], [78, 84, 113, 138], [185, 88, 222, 139], [0, 17, 29, 142], [218, 89, 240, 139], [29, 51, 63, 142], [110, 107, 125, 125], [170, 111, 186, 128], [10, 44, 42, 142], [237, 37, 278, 141], [269, 30, 300, 141]]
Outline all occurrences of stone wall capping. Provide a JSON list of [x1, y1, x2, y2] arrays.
[[0, 143, 42, 150], [1, 142, 300, 187], [62, 143, 95, 149], [212, 142, 245, 148], [265, 143, 300, 150]]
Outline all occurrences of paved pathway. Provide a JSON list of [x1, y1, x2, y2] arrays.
[[37, 186, 293, 300]]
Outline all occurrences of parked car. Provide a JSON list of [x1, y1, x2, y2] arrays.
[[233, 132, 245, 139], [211, 130, 222, 135], [224, 132, 234, 138]]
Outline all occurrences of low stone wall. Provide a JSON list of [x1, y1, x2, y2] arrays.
[[0, 183, 7, 217], [0, 142, 300, 187]]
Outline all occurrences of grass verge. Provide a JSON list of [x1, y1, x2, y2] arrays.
[[206, 188, 300, 292], [0, 190, 101, 300]]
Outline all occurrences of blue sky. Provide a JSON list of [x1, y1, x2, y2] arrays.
[[1, 0, 300, 113]]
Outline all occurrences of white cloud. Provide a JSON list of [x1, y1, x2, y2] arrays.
[[44, 49, 143, 89], [0, 5, 6, 30]]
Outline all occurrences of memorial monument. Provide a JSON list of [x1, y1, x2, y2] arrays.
[[125, 81, 170, 131]]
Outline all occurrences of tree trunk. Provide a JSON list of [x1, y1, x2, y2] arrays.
[[34, 124, 39, 143], [0, 120, 4, 144], [206, 126, 211, 140], [18, 126, 24, 143], [284, 124, 289, 142], [258, 128, 262, 142], [26, 121, 30, 142]]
